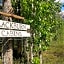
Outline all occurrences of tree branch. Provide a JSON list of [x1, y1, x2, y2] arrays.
[[0, 11, 24, 20]]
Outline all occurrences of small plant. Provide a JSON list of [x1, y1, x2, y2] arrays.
[[32, 57, 40, 64]]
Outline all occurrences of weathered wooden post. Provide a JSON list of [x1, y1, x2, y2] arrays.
[[2, 0, 13, 64]]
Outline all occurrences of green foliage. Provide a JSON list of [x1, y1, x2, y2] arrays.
[[12, 0, 62, 51], [32, 57, 40, 64], [12, 0, 62, 63]]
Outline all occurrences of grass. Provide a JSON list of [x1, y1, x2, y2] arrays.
[[43, 22, 64, 64], [43, 44, 64, 64]]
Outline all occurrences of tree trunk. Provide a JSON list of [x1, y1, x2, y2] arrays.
[[2, 0, 13, 64], [30, 31, 34, 63], [26, 42, 30, 64], [2, 38, 13, 64], [39, 51, 43, 64], [30, 43, 33, 63], [23, 38, 30, 64], [39, 44, 43, 64], [3, 0, 13, 21]]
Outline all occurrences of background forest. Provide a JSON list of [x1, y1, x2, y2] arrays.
[[0, 0, 64, 64]]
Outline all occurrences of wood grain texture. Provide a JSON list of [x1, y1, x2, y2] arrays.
[[0, 11, 24, 20]]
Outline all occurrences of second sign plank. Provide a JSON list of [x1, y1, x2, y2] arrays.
[[0, 29, 30, 37]]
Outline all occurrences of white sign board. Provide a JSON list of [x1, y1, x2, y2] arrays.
[[0, 20, 30, 30], [0, 29, 30, 37]]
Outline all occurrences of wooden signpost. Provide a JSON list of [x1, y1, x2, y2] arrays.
[[0, 11, 31, 64], [1, 0, 30, 64]]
